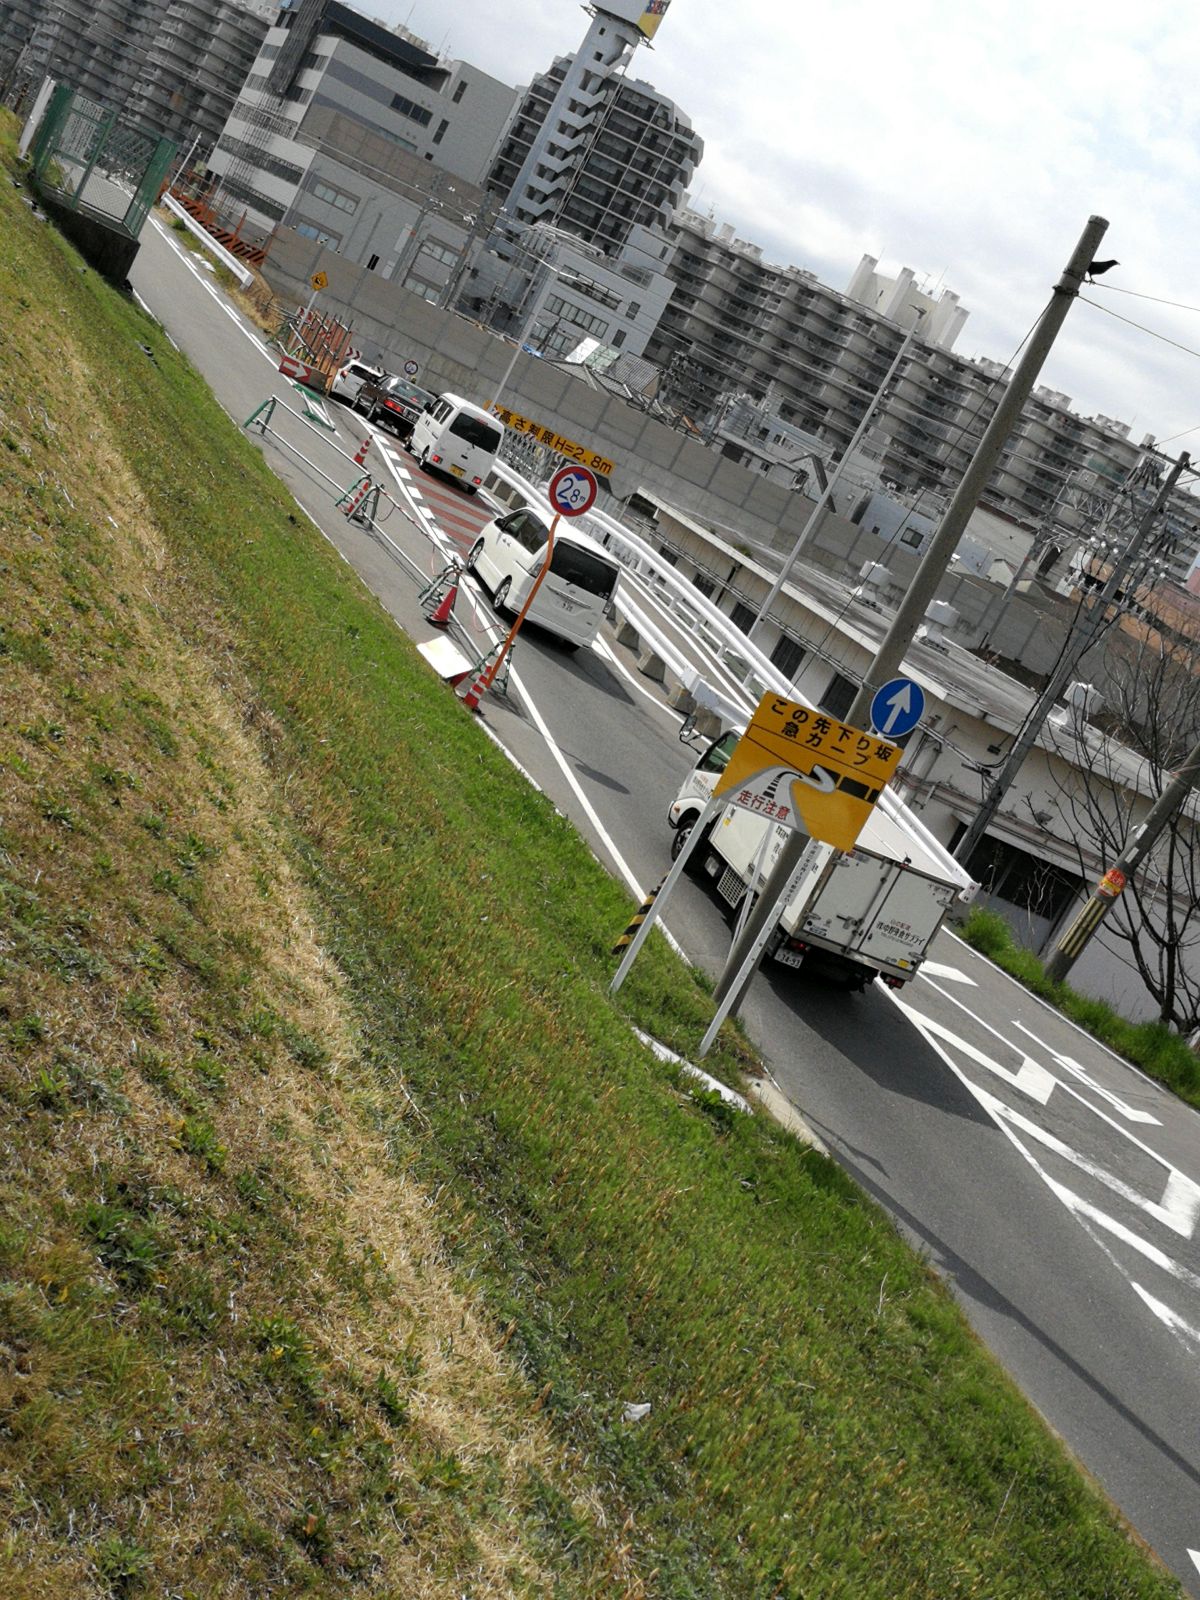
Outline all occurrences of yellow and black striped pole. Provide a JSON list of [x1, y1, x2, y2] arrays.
[[613, 875, 667, 954]]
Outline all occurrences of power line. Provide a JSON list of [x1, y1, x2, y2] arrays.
[[1081, 295, 1200, 365], [1090, 282, 1200, 317]]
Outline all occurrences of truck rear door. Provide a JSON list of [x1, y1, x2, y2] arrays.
[[853, 868, 957, 975]]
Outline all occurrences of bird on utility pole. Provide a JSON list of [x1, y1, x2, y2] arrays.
[[1085, 259, 1120, 282]]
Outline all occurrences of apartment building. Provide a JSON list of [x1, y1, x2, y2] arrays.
[[647, 208, 1200, 583], [0, 0, 270, 155], [487, 44, 701, 263], [207, 0, 515, 243]]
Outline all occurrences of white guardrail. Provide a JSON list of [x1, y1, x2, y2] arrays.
[[161, 193, 255, 289], [490, 459, 974, 894]]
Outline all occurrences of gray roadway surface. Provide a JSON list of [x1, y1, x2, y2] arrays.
[[130, 216, 1200, 1594]]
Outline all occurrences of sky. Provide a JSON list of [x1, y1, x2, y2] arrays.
[[374, 0, 1200, 451]]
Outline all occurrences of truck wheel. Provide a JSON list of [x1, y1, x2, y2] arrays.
[[671, 812, 709, 878]]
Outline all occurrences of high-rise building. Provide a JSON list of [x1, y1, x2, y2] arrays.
[[0, 0, 271, 156], [646, 209, 1200, 580], [485, 3, 701, 261]]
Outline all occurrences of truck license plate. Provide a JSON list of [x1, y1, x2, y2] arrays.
[[775, 948, 805, 969], [450, 463, 464, 478]]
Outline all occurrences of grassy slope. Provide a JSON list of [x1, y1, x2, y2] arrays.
[[0, 128, 1183, 1599]]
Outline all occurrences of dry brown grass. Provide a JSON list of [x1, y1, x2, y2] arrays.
[[0, 224, 617, 1600]]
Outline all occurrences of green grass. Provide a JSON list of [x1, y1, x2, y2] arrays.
[[0, 113, 1186, 1598], [957, 907, 1200, 1106]]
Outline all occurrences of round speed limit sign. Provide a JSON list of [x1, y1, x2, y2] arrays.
[[548, 464, 598, 518]]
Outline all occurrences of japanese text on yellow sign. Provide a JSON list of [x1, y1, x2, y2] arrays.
[[714, 693, 902, 853], [492, 405, 615, 478]]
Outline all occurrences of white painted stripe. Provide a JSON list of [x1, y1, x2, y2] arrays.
[[975, 1087, 1200, 1239], [1011, 1019, 1160, 1125], [891, 997, 1058, 1104], [593, 635, 676, 715], [1131, 1283, 1200, 1347], [919, 959, 977, 986]]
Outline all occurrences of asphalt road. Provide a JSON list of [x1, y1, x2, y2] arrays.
[[129, 216, 1200, 1594]]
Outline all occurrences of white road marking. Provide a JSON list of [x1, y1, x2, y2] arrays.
[[1190, 1548, 1200, 1576], [367, 444, 688, 960], [975, 1086, 1200, 1238], [593, 635, 677, 714], [891, 998, 1058, 1104], [1131, 1284, 1200, 1348], [888, 989, 1200, 1352], [919, 960, 977, 986], [1012, 1020, 1160, 1125]]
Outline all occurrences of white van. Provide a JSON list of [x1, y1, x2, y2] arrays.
[[410, 393, 504, 495], [330, 358, 385, 406], [467, 506, 620, 651]]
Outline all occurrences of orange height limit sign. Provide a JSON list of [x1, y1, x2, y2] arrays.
[[714, 693, 902, 853]]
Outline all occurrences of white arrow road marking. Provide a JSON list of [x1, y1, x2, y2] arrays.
[[1131, 1284, 1200, 1348], [918, 960, 977, 986], [891, 998, 1058, 1104], [1190, 1549, 1200, 1576], [1012, 1020, 1160, 1124], [974, 1087, 1200, 1239], [892, 992, 1200, 1338]]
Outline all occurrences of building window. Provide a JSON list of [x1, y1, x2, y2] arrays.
[[730, 601, 756, 633], [366, 254, 379, 271], [611, 329, 626, 348], [770, 635, 805, 679], [818, 671, 857, 721], [452, 79, 467, 102], [693, 574, 716, 599], [391, 92, 433, 127], [310, 180, 358, 215], [543, 294, 609, 339], [900, 527, 924, 548], [432, 118, 448, 145], [418, 240, 457, 267], [626, 300, 640, 318]]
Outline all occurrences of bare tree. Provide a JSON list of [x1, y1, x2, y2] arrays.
[[1045, 614, 1200, 1030]]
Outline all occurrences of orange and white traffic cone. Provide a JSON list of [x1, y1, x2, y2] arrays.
[[458, 668, 490, 713], [428, 580, 458, 629], [353, 436, 371, 466]]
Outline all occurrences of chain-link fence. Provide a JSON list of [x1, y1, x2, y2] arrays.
[[29, 83, 175, 239]]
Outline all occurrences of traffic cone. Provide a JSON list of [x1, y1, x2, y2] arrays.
[[458, 668, 490, 713], [353, 435, 370, 466], [428, 579, 458, 628]]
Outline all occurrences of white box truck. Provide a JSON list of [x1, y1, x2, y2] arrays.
[[668, 730, 977, 990]]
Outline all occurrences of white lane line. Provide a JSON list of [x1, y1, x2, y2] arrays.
[[1011, 1019, 1160, 1126], [891, 996, 1057, 1104], [149, 217, 277, 368], [367, 445, 688, 962], [593, 635, 677, 716], [919, 959, 977, 986], [886, 987, 1200, 1353], [975, 1087, 1200, 1239], [1132, 1283, 1200, 1348]]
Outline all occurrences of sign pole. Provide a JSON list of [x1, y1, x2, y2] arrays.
[[610, 793, 724, 994]]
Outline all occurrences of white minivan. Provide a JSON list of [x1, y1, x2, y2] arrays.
[[467, 505, 621, 650], [410, 393, 504, 495]]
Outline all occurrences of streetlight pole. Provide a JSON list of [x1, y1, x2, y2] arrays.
[[746, 316, 923, 645], [1043, 732, 1200, 984], [710, 214, 1110, 1016], [952, 452, 1188, 867]]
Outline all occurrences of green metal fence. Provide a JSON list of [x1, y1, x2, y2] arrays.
[[29, 83, 176, 239]]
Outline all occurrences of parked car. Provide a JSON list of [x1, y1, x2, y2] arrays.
[[410, 393, 504, 495], [354, 375, 437, 442], [329, 359, 385, 406], [467, 506, 620, 650]]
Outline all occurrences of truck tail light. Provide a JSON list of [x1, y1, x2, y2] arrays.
[[431, 453, 443, 464], [472, 474, 482, 485]]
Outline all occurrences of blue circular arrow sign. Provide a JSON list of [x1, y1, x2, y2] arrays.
[[870, 676, 925, 740]]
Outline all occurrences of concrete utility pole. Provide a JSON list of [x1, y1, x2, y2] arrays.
[[746, 317, 922, 645], [953, 452, 1188, 867], [1044, 732, 1200, 984], [711, 214, 1110, 1013]]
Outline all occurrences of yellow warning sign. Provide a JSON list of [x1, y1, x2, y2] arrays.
[[492, 405, 615, 478], [714, 693, 902, 853], [310, 270, 328, 291]]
